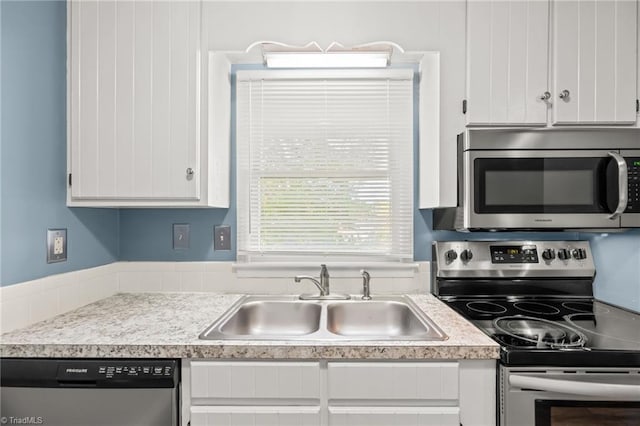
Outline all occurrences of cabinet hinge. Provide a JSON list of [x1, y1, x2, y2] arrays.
[[462, 99, 467, 114], [68, 173, 72, 186], [636, 99, 639, 113]]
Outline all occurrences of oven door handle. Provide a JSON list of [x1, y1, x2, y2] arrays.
[[608, 151, 628, 220], [509, 375, 640, 399]]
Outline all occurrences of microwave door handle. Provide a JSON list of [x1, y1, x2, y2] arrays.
[[509, 375, 640, 399], [607, 151, 628, 220]]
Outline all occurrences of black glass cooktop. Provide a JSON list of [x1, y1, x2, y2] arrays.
[[443, 298, 640, 367]]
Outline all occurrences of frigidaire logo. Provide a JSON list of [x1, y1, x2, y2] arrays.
[[65, 368, 88, 373]]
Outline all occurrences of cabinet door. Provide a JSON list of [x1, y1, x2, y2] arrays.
[[553, 0, 638, 124], [191, 407, 320, 426], [190, 361, 321, 400], [329, 407, 459, 426], [327, 362, 458, 401], [69, 0, 200, 200], [466, 0, 550, 125]]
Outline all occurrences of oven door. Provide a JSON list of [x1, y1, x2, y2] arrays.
[[535, 400, 640, 426], [465, 150, 627, 229], [501, 367, 640, 426]]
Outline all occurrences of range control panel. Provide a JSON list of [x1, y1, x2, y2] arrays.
[[490, 245, 538, 264], [433, 240, 595, 279]]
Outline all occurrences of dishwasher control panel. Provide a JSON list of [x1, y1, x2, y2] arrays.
[[95, 363, 174, 379], [56, 360, 177, 386], [1, 359, 178, 388]]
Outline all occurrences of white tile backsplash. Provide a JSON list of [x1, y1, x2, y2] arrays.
[[0, 263, 120, 334], [0, 261, 431, 334], [180, 271, 204, 292]]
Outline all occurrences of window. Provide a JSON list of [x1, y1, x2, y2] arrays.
[[236, 69, 414, 263]]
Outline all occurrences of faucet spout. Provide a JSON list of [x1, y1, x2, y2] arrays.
[[294, 275, 326, 296], [294, 265, 350, 300]]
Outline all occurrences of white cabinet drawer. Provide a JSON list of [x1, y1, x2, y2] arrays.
[[328, 407, 460, 426], [191, 406, 320, 426], [190, 361, 321, 400], [327, 362, 458, 401]]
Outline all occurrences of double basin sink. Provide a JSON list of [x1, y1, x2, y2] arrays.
[[199, 295, 448, 341]]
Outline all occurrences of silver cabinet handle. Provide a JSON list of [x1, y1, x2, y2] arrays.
[[559, 89, 570, 99], [538, 91, 551, 101], [608, 152, 628, 220], [186, 168, 194, 180]]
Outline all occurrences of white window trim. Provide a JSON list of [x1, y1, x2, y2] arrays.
[[209, 50, 440, 278], [232, 261, 419, 278]]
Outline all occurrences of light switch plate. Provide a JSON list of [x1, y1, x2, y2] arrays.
[[47, 228, 67, 263], [173, 224, 190, 250], [214, 225, 231, 251]]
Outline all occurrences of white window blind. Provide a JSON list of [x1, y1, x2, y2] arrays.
[[236, 69, 414, 263]]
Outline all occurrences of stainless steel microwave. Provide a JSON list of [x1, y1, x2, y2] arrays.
[[433, 128, 640, 231]]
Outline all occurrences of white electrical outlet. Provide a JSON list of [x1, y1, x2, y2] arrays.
[[47, 228, 67, 263], [54, 236, 64, 255]]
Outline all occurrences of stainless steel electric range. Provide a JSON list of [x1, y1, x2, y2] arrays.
[[432, 240, 640, 426]]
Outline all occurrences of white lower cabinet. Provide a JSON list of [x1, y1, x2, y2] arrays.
[[190, 407, 321, 426], [329, 407, 459, 426], [190, 361, 320, 400], [184, 360, 495, 426], [327, 362, 458, 400]]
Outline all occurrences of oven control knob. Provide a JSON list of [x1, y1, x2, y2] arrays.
[[542, 249, 556, 261], [558, 248, 571, 260], [444, 250, 458, 263], [460, 249, 473, 263], [572, 248, 587, 260]]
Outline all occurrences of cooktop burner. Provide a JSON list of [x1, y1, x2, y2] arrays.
[[446, 298, 590, 321], [565, 312, 640, 345], [493, 316, 586, 349], [561, 301, 594, 313], [513, 302, 560, 315], [466, 301, 508, 315]]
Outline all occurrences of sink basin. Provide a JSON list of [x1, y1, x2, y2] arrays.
[[327, 301, 438, 338], [200, 297, 321, 339], [199, 295, 447, 341]]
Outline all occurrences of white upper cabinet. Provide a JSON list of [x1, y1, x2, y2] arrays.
[[466, 0, 550, 126], [467, 0, 638, 127], [553, 0, 638, 125], [67, 0, 229, 207]]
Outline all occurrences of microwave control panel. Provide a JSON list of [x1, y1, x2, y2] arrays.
[[627, 158, 640, 212]]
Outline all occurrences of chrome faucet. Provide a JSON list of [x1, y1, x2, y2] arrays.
[[295, 264, 330, 296], [361, 270, 371, 300], [295, 264, 350, 300]]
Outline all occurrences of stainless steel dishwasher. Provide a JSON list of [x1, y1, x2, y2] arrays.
[[0, 359, 179, 426]]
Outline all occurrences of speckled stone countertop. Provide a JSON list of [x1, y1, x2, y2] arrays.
[[0, 293, 499, 359]]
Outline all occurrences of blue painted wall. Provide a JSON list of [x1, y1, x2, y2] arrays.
[[586, 230, 640, 313], [119, 209, 234, 261], [0, 0, 118, 286], [1, 1, 638, 314]]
